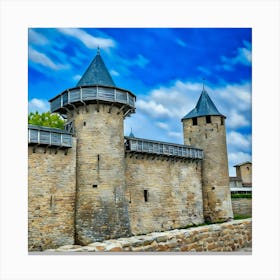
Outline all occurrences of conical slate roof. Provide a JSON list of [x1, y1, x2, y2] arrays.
[[128, 128, 135, 138], [76, 49, 116, 87], [182, 89, 224, 120]]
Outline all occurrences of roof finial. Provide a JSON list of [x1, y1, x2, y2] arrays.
[[97, 46, 100, 55], [202, 77, 206, 91], [129, 128, 135, 138]]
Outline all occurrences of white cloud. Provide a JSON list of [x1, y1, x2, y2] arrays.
[[121, 54, 149, 69], [29, 47, 57, 70], [28, 98, 49, 113], [137, 80, 201, 120], [227, 110, 250, 129], [28, 29, 49, 46], [29, 47, 68, 70], [229, 151, 252, 165], [58, 28, 115, 50], [217, 40, 252, 71], [197, 66, 211, 76], [110, 70, 120, 77], [168, 131, 182, 139], [227, 131, 251, 150], [137, 100, 173, 118], [175, 38, 186, 47], [214, 81, 252, 113], [135, 54, 149, 68], [156, 122, 169, 130], [73, 74, 82, 82], [136, 79, 251, 129]]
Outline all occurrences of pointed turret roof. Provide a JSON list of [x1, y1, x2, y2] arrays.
[[182, 88, 225, 120], [76, 48, 116, 87], [129, 128, 135, 138]]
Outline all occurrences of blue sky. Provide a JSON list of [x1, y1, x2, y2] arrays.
[[28, 28, 252, 176]]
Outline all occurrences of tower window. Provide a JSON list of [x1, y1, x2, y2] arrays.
[[192, 117, 197, 125], [247, 167, 250, 170], [221, 117, 224, 125], [92, 184, 98, 188], [144, 190, 148, 202], [206, 116, 211, 124], [83, 121, 86, 126]]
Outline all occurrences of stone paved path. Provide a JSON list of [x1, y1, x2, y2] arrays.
[[237, 247, 252, 252]]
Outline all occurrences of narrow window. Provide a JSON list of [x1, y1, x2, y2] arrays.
[[192, 117, 197, 125], [206, 115, 211, 124], [205, 133, 207, 139], [221, 117, 224, 125], [97, 154, 100, 170], [144, 190, 148, 202], [247, 167, 250, 170], [83, 121, 86, 126], [92, 184, 98, 188]]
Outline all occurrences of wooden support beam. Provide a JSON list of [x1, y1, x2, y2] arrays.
[[129, 152, 135, 158], [32, 145, 37, 153], [108, 102, 115, 113], [123, 108, 131, 118], [117, 105, 125, 115], [55, 147, 61, 154], [81, 100, 88, 112], [62, 106, 72, 117], [44, 145, 50, 154], [69, 103, 79, 114]]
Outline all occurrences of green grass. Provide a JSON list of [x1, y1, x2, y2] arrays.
[[179, 215, 251, 230], [231, 193, 252, 199], [234, 214, 251, 220]]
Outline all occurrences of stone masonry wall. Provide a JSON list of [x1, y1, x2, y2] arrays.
[[232, 198, 252, 217], [183, 116, 233, 222], [125, 155, 204, 235], [28, 141, 76, 251], [47, 219, 252, 252]]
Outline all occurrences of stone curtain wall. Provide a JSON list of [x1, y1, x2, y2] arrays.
[[232, 198, 252, 216], [47, 219, 252, 252], [125, 155, 204, 235], [28, 142, 76, 251]]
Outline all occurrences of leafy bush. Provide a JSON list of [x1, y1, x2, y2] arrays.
[[28, 111, 65, 129]]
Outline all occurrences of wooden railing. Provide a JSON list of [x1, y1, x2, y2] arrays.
[[125, 137, 203, 159], [28, 125, 72, 148], [49, 85, 136, 114]]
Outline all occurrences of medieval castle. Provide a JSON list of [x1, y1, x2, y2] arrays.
[[28, 50, 234, 251]]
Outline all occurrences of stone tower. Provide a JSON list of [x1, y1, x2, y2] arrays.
[[49, 49, 136, 245], [181, 85, 233, 222]]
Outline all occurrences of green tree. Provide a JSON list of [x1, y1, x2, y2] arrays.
[[28, 111, 65, 129]]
